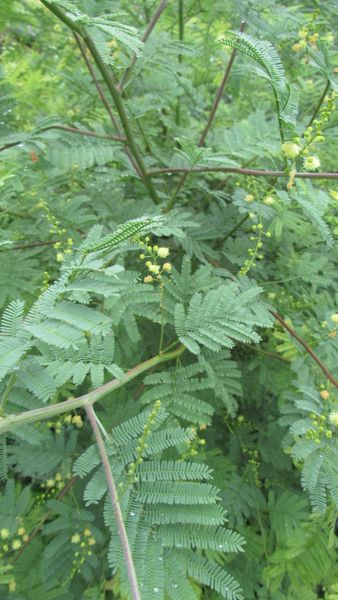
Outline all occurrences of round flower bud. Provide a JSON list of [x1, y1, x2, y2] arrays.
[[72, 415, 83, 428], [282, 141, 301, 159], [0, 529, 9, 539], [329, 412, 338, 427], [157, 247, 170, 258], [303, 156, 320, 171], [148, 264, 160, 274], [162, 262, 171, 272], [320, 390, 330, 400], [330, 313, 338, 324], [144, 275, 153, 283], [245, 194, 255, 203], [263, 195, 275, 205]]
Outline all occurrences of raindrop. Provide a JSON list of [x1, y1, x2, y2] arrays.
[[158, 556, 163, 562], [172, 583, 178, 589], [218, 544, 223, 549], [153, 587, 160, 593], [129, 511, 135, 517]]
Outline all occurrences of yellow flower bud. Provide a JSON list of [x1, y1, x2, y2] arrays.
[[320, 390, 330, 400], [330, 313, 338, 324], [144, 275, 153, 283], [245, 194, 255, 203], [0, 528, 10, 539], [148, 264, 160, 274], [71, 534, 81, 544], [282, 141, 301, 159], [263, 195, 275, 205], [157, 247, 170, 258], [303, 156, 320, 171], [72, 415, 83, 428], [329, 412, 338, 427], [162, 262, 171, 272]]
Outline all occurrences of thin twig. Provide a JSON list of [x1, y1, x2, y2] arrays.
[[85, 405, 141, 600], [307, 79, 330, 128], [167, 20, 246, 210], [271, 311, 338, 388], [175, 0, 184, 126], [214, 214, 249, 249], [118, 0, 169, 91], [0, 126, 126, 153], [149, 166, 338, 179], [0, 240, 58, 252], [240, 342, 290, 364], [199, 20, 246, 147]]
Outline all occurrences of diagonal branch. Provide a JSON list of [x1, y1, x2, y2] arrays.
[[272, 311, 338, 388], [85, 405, 141, 600], [0, 346, 185, 434], [167, 20, 246, 210], [118, 0, 169, 91], [307, 79, 330, 128]]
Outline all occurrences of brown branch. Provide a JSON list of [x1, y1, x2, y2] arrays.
[[149, 166, 338, 179], [199, 20, 246, 147], [271, 311, 338, 388], [0, 126, 126, 154], [85, 405, 141, 600], [167, 20, 246, 209], [0, 240, 58, 252], [118, 0, 169, 91], [11, 476, 78, 565], [307, 79, 330, 128]]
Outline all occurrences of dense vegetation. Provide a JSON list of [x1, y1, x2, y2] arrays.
[[0, 1, 337, 599]]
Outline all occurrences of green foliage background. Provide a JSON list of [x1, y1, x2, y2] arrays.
[[0, 0, 337, 599]]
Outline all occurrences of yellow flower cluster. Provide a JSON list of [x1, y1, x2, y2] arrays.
[[137, 236, 172, 284], [119, 400, 162, 496], [36, 199, 73, 263], [282, 92, 337, 176], [68, 528, 96, 581], [239, 219, 271, 276], [305, 393, 337, 443], [46, 412, 83, 435], [0, 524, 29, 566], [292, 27, 319, 53], [181, 425, 207, 460]]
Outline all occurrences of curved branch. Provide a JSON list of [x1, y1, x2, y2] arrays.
[[271, 311, 338, 388]]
